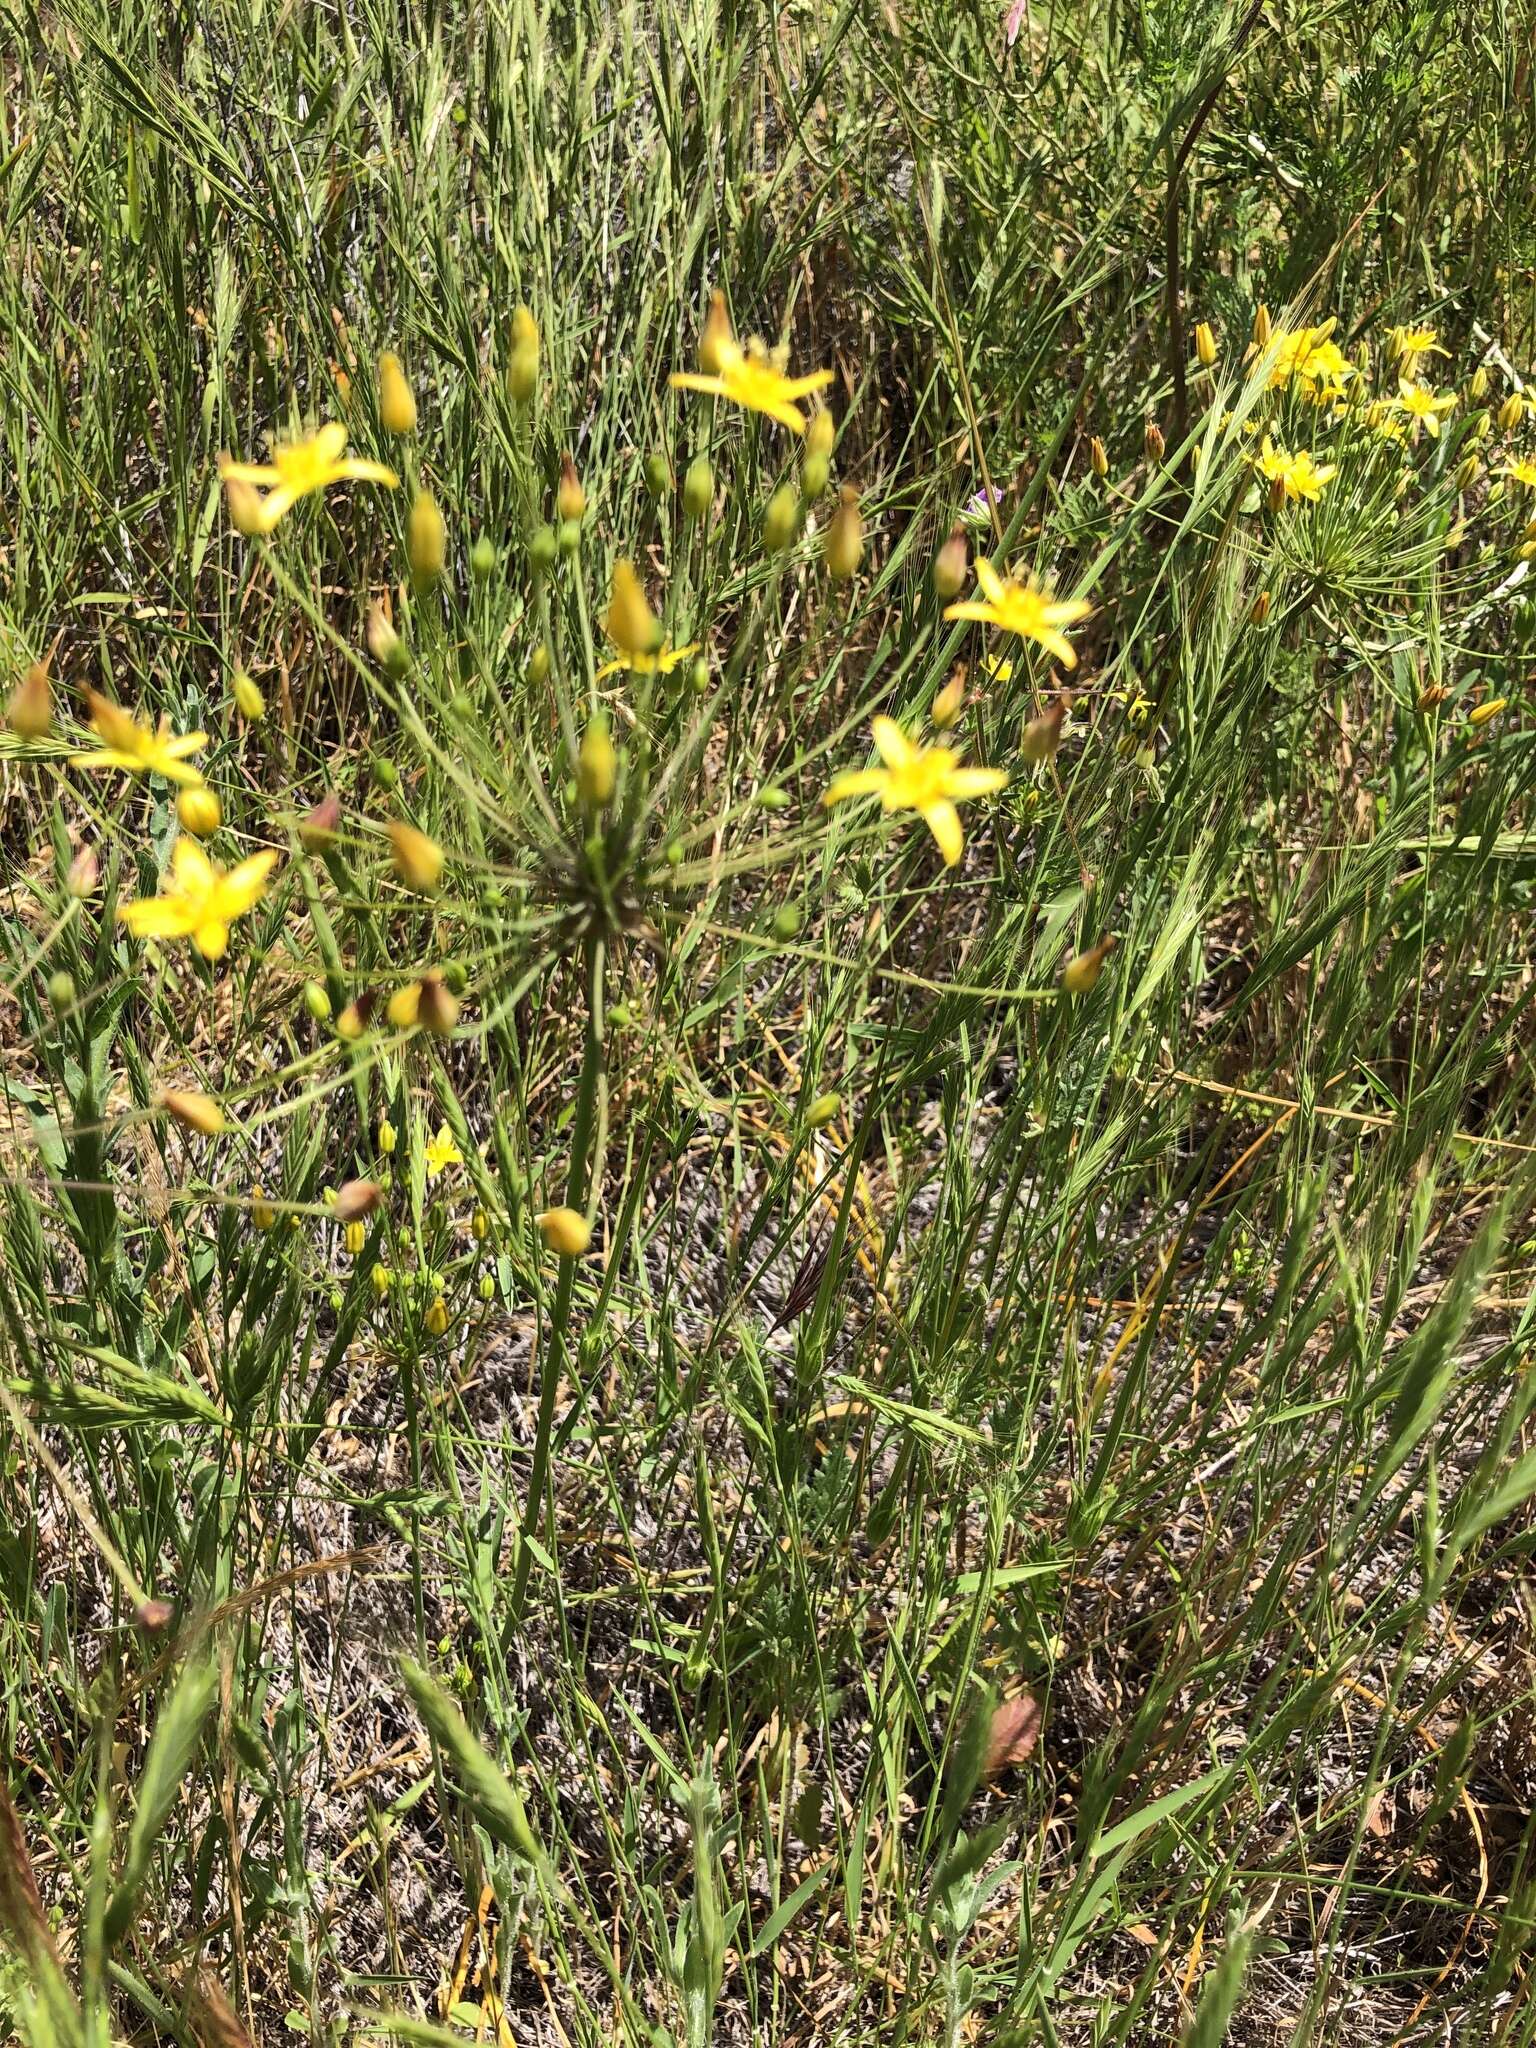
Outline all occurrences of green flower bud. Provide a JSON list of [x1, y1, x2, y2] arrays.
[[763, 482, 799, 554], [807, 1092, 841, 1129], [470, 534, 497, 580], [371, 754, 399, 793], [529, 524, 559, 574], [557, 517, 582, 557], [303, 979, 333, 1022], [47, 969, 75, 1012], [771, 903, 802, 940], [643, 453, 672, 500], [801, 451, 830, 502], [683, 455, 714, 522]]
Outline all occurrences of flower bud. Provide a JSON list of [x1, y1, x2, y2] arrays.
[[389, 821, 444, 892], [425, 1297, 450, 1336], [757, 784, 790, 811], [1468, 696, 1508, 727], [177, 784, 221, 837], [1194, 321, 1217, 366], [232, 669, 265, 720], [529, 642, 551, 685], [303, 979, 332, 1022], [932, 667, 966, 729], [387, 981, 422, 1029], [378, 351, 417, 435], [699, 290, 733, 374], [1249, 590, 1272, 625], [1416, 682, 1449, 712], [643, 453, 672, 500], [472, 1206, 490, 1242], [529, 525, 559, 576], [378, 1117, 397, 1156], [1061, 934, 1118, 995], [7, 662, 51, 738], [606, 559, 662, 656], [470, 534, 497, 580], [1251, 302, 1272, 348], [771, 903, 802, 940], [1144, 420, 1165, 462], [408, 490, 447, 590], [1268, 473, 1288, 515], [371, 753, 399, 791], [299, 791, 342, 851], [1454, 455, 1480, 492], [135, 1598, 175, 1634], [371, 1262, 393, 1297], [251, 1186, 277, 1230], [1469, 366, 1489, 400], [336, 993, 374, 1039], [1499, 393, 1524, 432], [344, 1220, 366, 1256], [537, 1205, 592, 1256], [366, 603, 410, 678], [558, 518, 582, 557], [44, 968, 72, 1015], [933, 528, 968, 599], [557, 452, 586, 524], [1089, 436, 1108, 478], [689, 656, 710, 695], [577, 715, 618, 806], [807, 1092, 841, 1129], [801, 451, 830, 502], [763, 481, 800, 553], [807, 407, 835, 460], [334, 1178, 382, 1223], [824, 485, 863, 581], [159, 1088, 225, 1137], [683, 455, 714, 523], [67, 846, 99, 897], [478, 1272, 496, 1303], [1021, 695, 1070, 766], [417, 971, 460, 1035]]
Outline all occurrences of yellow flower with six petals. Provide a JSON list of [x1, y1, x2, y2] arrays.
[[670, 295, 832, 434], [595, 641, 701, 682], [424, 1124, 463, 1179], [944, 561, 1092, 668], [1254, 435, 1336, 503], [1393, 379, 1456, 440], [824, 717, 1006, 867], [72, 690, 207, 786], [219, 423, 398, 533], [118, 838, 277, 960]]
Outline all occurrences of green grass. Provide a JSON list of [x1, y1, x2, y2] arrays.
[[3, 0, 1536, 2041]]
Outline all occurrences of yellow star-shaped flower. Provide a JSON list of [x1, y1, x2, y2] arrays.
[[1393, 379, 1456, 439], [220, 423, 398, 533], [670, 294, 832, 434], [71, 690, 207, 786], [424, 1124, 463, 1179], [118, 838, 278, 960], [824, 716, 1006, 867], [594, 640, 701, 682], [944, 561, 1092, 668], [1254, 436, 1337, 503]]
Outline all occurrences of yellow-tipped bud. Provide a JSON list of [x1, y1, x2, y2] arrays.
[[251, 1186, 277, 1230], [472, 1207, 490, 1242], [557, 452, 586, 524], [537, 1206, 593, 1257], [806, 407, 835, 460], [232, 669, 265, 721], [425, 1297, 450, 1336], [508, 306, 539, 403], [408, 490, 447, 590], [825, 485, 863, 581], [378, 351, 417, 435], [389, 821, 444, 892], [933, 528, 968, 600], [177, 784, 221, 837], [699, 290, 733, 375], [1468, 696, 1508, 727], [344, 1220, 366, 1257], [1469, 366, 1489, 400], [7, 662, 52, 738], [159, 1087, 225, 1137], [378, 1117, 397, 1156], [337, 995, 371, 1039], [606, 559, 662, 656], [577, 716, 618, 807], [1194, 321, 1217, 366], [371, 1262, 393, 1297], [1249, 589, 1272, 625], [1089, 436, 1108, 478], [932, 667, 966, 729], [1252, 302, 1272, 348], [1061, 934, 1118, 995], [387, 982, 422, 1029], [806, 1092, 841, 1129], [1144, 420, 1165, 462], [1499, 393, 1524, 432]]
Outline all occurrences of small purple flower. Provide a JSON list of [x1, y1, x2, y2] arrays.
[[962, 486, 1002, 528]]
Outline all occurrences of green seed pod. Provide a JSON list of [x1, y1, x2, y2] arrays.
[[643, 453, 672, 500], [303, 979, 333, 1023], [771, 903, 802, 940], [683, 455, 714, 523], [763, 482, 799, 554]]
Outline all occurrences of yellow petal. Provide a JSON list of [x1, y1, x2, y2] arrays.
[[194, 920, 231, 960], [974, 558, 1006, 603], [944, 766, 1007, 799], [824, 767, 890, 805], [219, 850, 279, 916], [921, 800, 964, 866], [870, 717, 915, 769]]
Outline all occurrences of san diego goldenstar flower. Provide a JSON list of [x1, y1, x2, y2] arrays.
[[944, 561, 1092, 668], [220, 423, 398, 533], [824, 717, 1006, 867], [119, 839, 278, 960]]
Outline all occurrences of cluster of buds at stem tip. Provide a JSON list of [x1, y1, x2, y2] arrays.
[[1062, 933, 1117, 995], [7, 661, 51, 738], [508, 305, 538, 404], [378, 351, 417, 435], [1021, 693, 1071, 766]]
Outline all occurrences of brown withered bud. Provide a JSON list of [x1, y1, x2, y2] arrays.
[[334, 1178, 383, 1222], [1417, 682, 1449, 711], [1144, 421, 1165, 462], [67, 844, 101, 897], [299, 791, 342, 852], [1021, 693, 1071, 766], [416, 972, 461, 1036], [135, 1597, 176, 1634]]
